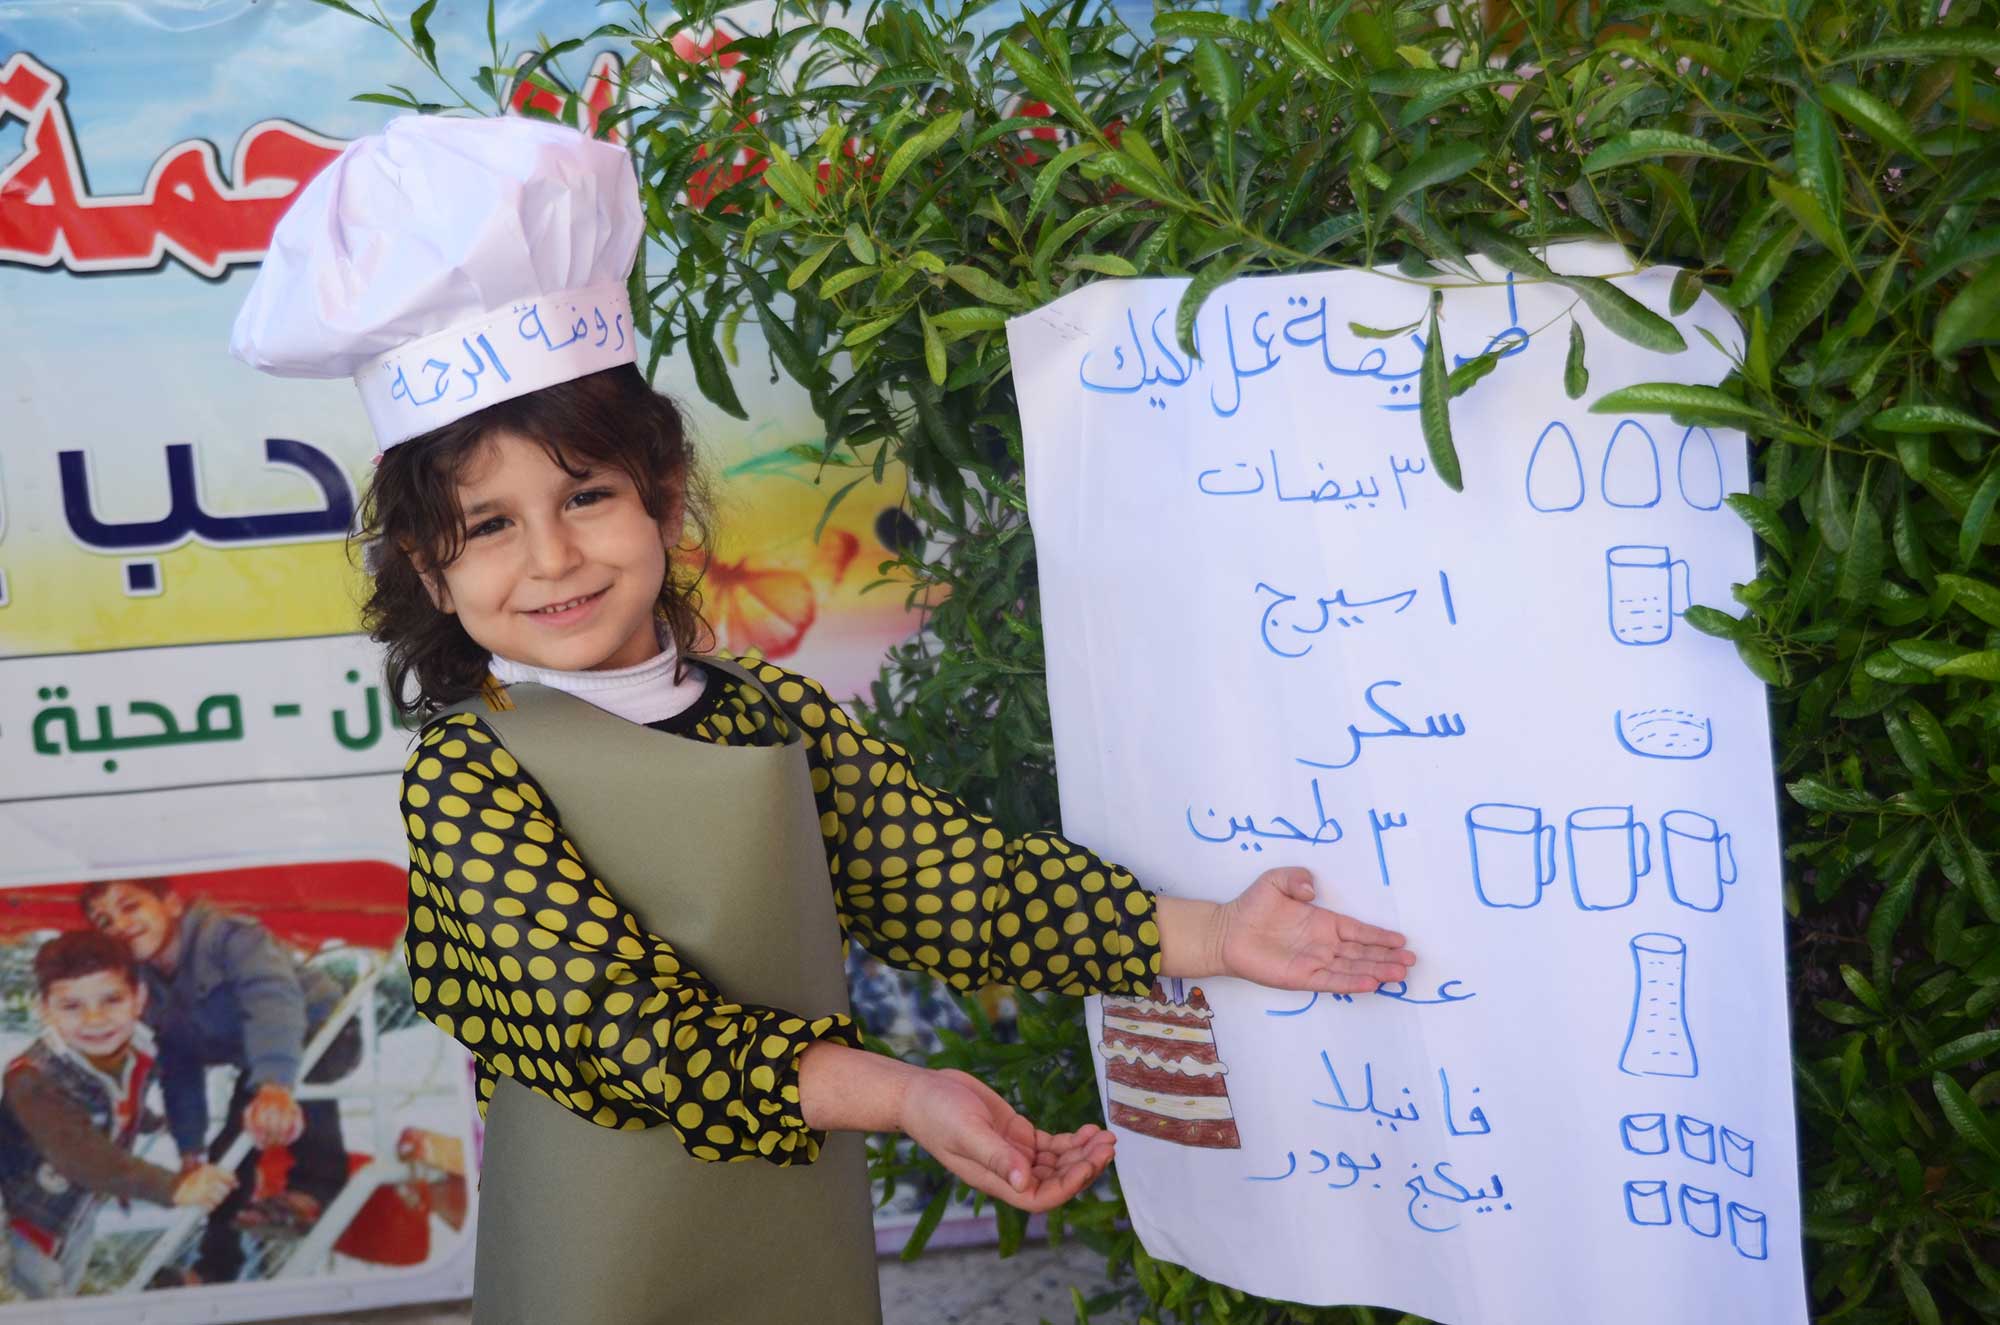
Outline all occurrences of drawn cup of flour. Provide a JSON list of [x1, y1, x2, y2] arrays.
[[1566, 806, 1651, 911], [1614, 706, 1713, 759], [1467, 803, 1557, 908], [1620, 933, 1698, 1078], [1662, 810, 1737, 912], [1606, 545, 1693, 646]]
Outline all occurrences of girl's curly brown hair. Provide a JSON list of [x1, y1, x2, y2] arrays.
[[358, 364, 712, 719]]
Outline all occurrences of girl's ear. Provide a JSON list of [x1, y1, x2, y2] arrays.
[[407, 546, 456, 614]]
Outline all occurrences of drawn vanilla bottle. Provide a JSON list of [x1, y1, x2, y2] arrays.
[[1619, 933, 1698, 1078]]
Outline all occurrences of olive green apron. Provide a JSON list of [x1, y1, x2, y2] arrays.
[[454, 656, 880, 1324]]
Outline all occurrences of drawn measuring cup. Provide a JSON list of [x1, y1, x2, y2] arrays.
[[1605, 545, 1692, 646], [1663, 810, 1737, 912], [1620, 933, 1699, 1078], [1680, 1186, 1722, 1238], [1466, 803, 1556, 908], [1566, 806, 1651, 910]]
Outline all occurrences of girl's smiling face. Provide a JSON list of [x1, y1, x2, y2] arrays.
[[429, 430, 680, 672]]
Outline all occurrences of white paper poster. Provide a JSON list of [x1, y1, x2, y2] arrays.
[[1009, 247, 1806, 1324]]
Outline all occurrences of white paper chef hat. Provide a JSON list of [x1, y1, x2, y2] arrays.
[[231, 114, 643, 450]]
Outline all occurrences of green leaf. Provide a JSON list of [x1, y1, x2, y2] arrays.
[[1935, 261, 2000, 359], [1838, 484, 1885, 603], [1592, 384, 1769, 426], [1268, 10, 1344, 83], [1066, 253, 1138, 277], [943, 265, 1024, 307], [900, 1187, 951, 1261], [1736, 637, 1784, 684], [1924, 1029, 2000, 1073], [1447, 350, 1502, 398], [928, 306, 1009, 335], [1582, 130, 1750, 173], [1726, 493, 1793, 562], [1898, 1260, 1945, 1325], [1187, 39, 1242, 123], [1938, 572, 2000, 626], [409, 0, 439, 68], [683, 303, 747, 420], [840, 310, 902, 348], [1685, 605, 1747, 639], [844, 224, 877, 267], [1792, 99, 1844, 246], [1934, 651, 2000, 681], [1820, 83, 1927, 162], [819, 265, 878, 299], [1957, 468, 2000, 567], [1349, 319, 1423, 340], [1726, 225, 1802, 309], [1378, 143, 1486, 220], [1562, 276, 1687, 353], [877, 109, 962, 197], [1565, 320, 1589, 399], [1767, 178, 1843, 255], [1669, 268, 1703, 316], [1841, 31, 2000, 65], [1024, 142, 1101, 224], [1871, 404, 1999, 436], [785, 243, 838, 292], [761, 144, 821, 215], [920, 311, 947, 386], [1174, 258, 1243, 359], [1420, 295, 1462, 493], [999, 37, 1090, 133], [1935, 1073, 2000, 1161], [1148, 10, 1262, 43]]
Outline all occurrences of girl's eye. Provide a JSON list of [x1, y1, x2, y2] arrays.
[[569, 487, 615, 509], [467, 517, 510, 539]]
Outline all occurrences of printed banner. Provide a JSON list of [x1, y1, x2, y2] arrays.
[[1010, 248, 1807, 1322], [0, 2, 930, 1318]]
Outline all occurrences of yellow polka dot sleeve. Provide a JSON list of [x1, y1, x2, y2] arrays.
[[741, 664, 1163, 997], [400, 712, 861, 1165]]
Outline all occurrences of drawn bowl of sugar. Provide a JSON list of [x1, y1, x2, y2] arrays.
[[1614, 706, 1713, 760]]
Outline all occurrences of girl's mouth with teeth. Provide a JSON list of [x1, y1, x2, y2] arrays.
[[527, 588, 607, 619]]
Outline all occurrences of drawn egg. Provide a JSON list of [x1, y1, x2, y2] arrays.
[[1524, 421, 1585, 512], [1677, 426, 1725, 511], [1601, 419, 1662, 509]]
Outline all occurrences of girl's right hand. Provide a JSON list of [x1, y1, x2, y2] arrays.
[[171, 1163, 238, 1211], [897, 1068, 1115, 1213]]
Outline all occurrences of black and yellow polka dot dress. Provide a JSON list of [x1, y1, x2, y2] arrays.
[[401, 657, 1163, 1169]]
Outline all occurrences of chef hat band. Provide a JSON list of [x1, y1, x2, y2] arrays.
[[358, 281, 636, 448], [230, 114, 644, 451]]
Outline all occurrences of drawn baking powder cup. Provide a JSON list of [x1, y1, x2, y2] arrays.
[[1728, 1203, 1769, 1260], [1676, 1115, 1717, 1164], [1619, 1112, 1669, 1155], [1623, 1179, 1671, 1227], [1721, 1127, 1755, 1178], [1679, 1186, 1722, 1238]]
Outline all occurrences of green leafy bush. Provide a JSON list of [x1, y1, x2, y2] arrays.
[[350, 0, 2000, 1317]]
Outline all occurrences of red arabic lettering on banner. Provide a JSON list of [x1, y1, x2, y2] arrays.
[[0, 52, 346, 277]]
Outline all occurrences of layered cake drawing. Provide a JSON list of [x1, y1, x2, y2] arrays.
[[1098, 983, 1241, 1149]]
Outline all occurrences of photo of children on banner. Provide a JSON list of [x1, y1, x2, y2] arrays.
[[0, 865, 472, 1300], [80, 878, 362, 1284]]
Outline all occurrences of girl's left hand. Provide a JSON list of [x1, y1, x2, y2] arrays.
[[1208, 868, 1415, 994]]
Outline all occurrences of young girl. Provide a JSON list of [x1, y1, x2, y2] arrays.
[[232, 114, 1414, 1325]]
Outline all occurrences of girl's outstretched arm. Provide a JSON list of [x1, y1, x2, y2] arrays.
[[798, 1043, 1114, 1212], [744, 662, 1413, 998]]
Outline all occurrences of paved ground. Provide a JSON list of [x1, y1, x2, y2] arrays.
[[254, 1238, 1129, 1324]]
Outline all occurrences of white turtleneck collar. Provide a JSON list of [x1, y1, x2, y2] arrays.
[[486, 635, 708, 726]]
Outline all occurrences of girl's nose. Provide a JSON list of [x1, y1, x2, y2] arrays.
[[524, 518, 583, 578]]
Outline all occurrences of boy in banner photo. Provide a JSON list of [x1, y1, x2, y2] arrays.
[[0, 932, 237, 1298], [80, 879, 362, 1284]]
